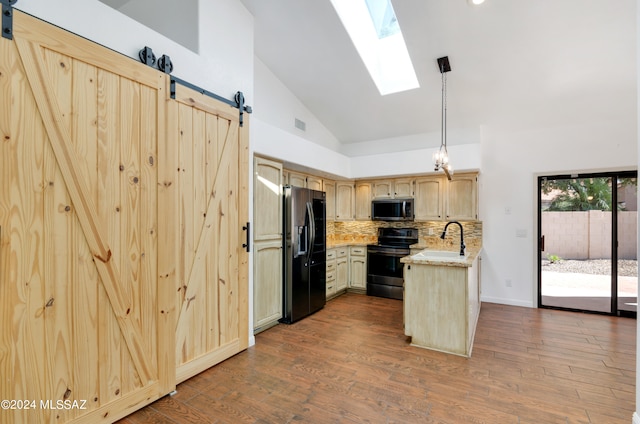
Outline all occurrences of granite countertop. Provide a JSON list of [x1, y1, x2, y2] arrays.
[[326, 240, 371, 249], [400, 247, 482, 268]]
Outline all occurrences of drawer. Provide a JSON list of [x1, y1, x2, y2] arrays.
[[326, 261, 336, 271], [326, 270, 336, 282], [326, 249, 336, 260], [350, 246, 366, 257], [337, 248, 348, 258]]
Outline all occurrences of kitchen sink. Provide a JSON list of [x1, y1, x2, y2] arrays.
[[411, 249, 468, 261]]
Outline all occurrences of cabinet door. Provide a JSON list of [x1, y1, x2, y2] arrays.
[[253, 240, 283, 330], [394, 178, 414, 198], [287, 170, 306, 187], [355, 182, 372, 220], [335, 182, 355, 221], [446, 173, 478, 221], [349, 257, 367, 289], [415, 177, 444, 220], [307, 176, 323, 191], [254, 157, 283, 240], [336, 258, 349, 291], [372, 180, 393, 199], [323, 180, 336, 221]]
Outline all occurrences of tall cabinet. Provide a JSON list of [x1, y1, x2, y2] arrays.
[[253, 157, 284, 332]]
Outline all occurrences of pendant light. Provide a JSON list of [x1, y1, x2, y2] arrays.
[[433, 56, 453, 180]]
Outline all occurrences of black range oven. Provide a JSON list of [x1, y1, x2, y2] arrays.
[[367, 227, 418, 300]]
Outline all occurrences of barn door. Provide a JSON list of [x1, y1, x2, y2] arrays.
[[170, 82, 250, 383], [0, 11, 172, 423]]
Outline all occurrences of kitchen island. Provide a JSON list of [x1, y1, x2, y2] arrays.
[[400, 248, 481, 357]]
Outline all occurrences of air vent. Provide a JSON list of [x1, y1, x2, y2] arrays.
[[294, 118, 306, 131]]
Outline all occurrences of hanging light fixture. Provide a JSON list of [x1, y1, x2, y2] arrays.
[[433, 56, 453, 180]]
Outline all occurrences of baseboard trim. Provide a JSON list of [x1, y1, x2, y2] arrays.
[[633, 411, 640, 424], [480, 296, 535, 308]]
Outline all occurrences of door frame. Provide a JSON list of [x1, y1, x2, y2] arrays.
[[537, 170, 637, 316]]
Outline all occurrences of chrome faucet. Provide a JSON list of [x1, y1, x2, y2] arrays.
[[440, 221, 466, 256]]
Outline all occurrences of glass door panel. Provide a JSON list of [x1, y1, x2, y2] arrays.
[[617, 177, 637, 314], [540, 176, 613, 313]]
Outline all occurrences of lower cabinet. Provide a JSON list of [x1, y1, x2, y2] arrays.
[[349, 246, 367, 289], [253, 240, 283, 331], [326, 249, 337, 298]]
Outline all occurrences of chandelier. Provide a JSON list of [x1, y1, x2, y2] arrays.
[[433, 56, 453, 180]]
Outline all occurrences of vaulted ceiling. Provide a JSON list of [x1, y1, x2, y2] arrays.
[[240, 0, 636, 147]]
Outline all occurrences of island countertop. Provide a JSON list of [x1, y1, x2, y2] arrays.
[[400, 247, 482, 268]]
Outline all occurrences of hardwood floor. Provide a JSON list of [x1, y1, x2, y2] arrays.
[[118, 293, 636, 423]]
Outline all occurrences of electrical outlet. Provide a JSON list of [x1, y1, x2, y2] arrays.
[[428, 228, 434, 236], [505, 279, 512, 287]]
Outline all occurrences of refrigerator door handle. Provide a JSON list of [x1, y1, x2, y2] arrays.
[[307, 201, 315, 262]]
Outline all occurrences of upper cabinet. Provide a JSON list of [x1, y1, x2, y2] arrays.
[[323, 179, 336, 221], [372, 180, 393, 199], [415, 176, 445, 221], [307, 176, 323, 191], [446, 173, 478, 221], [415, 172, 478, 221], [355, 181, 372, 220], [335, 182, 355, 221], [284, 169, 323, 191], [287, 170, 306, 188], [255, 158, 284, 240], [372, 178, 415, 199], [394, 178, 415, 198]]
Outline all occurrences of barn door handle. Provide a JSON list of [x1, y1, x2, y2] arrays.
[[540, 235, 545, 252], [242, 222, 250, 252]]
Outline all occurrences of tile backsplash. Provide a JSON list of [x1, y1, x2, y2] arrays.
[[328, 220, 482, 249]]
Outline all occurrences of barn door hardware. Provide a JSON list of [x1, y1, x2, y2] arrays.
[[158, 54, 173, 74], [242, 222, 250, 252], [170, 76, 252, 127], [1, 0, 17, 40], [138, 46, 156, 67]]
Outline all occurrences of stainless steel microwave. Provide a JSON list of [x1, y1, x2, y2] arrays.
[[371, 198, 414, 221]]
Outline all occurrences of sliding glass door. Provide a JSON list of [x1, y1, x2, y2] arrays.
[[538, 171, 637, 316]]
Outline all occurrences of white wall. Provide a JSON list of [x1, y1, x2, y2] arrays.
[[18, 0, 253, 104], [481, 120, 637, 307]]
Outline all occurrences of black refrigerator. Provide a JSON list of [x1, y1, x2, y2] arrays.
[[280, 185, 326, 324]]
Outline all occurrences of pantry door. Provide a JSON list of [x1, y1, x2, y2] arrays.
[[0, 10, 171, 424], [171, 82, 250, 383]]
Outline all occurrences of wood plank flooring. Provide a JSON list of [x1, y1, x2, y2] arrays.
[[118, 293, 636, 423]]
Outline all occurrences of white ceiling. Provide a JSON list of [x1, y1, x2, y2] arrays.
[[240, 0, 636, 147]]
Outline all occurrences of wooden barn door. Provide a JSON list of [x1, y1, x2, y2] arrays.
[[0, 11, 172, 423], [169, 83, 250, 383]]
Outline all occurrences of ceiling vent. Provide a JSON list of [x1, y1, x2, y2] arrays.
[[294, 118, 306, 131]]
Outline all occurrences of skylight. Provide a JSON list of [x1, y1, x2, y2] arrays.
[[330, 0, 419, 95]]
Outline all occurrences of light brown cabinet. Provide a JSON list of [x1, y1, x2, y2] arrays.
[[394, 178, 415, 198], [373, 180, 393, 198], [307, 175, 323, 191], [336, 247, 349, 292], [355, 181, 372, 220], [414, 172, 478, 221], [287, 170, 306, 187], [403, 256, 480, 357], [335, 182, 355, 221], [326, 249, 337, 298], [372, 178, 415, 199], [445, 173, 478, 221], [253, 157, 284, 332], [349, 247, 367, 289], [415, 176, 445, 221], [323, 179, 336, 221]]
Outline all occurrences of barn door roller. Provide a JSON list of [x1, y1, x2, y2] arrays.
[[1, 0, 17, 40]]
